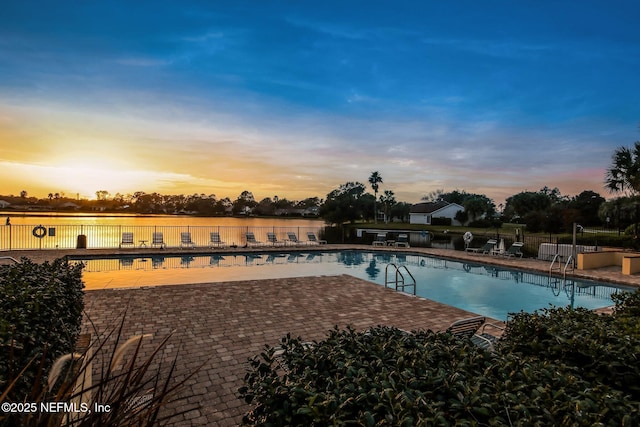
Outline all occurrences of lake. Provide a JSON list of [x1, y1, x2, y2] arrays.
[[0, 212, 325, 250]]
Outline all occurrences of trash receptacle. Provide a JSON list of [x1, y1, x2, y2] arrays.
[[76, 234, 87, 249]]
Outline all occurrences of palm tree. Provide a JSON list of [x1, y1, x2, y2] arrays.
[[605, 142, 640, 196], [379, 190, 396, 223], [368, 171, 383, 223]]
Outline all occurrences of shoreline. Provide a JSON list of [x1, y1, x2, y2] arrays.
[[1, 210, 323, 220]]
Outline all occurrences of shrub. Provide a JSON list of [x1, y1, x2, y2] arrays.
[[499, 306, 640, 401], [241, 289, 640, 426], [523, 211, 546, 233], [431, 217, 451, 226], [240, 327, 499, 426], [0, 258, 84, 402]]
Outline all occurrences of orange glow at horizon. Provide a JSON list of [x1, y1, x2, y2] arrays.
[[0, 156, 334, 202]]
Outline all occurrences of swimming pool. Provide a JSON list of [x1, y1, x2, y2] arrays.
[[71, 250, 629, 320]]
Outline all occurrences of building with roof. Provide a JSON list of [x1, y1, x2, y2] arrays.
[[409, 201, 465, 225]]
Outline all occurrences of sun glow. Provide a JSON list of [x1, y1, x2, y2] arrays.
[[0, 156, 158, 199]]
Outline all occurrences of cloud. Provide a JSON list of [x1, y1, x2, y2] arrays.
[[0, 1, 636, 206]]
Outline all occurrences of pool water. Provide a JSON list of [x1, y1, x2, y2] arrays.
[[72, 250, 629, 321]]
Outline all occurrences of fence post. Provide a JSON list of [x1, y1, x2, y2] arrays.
[[572, 223, 578, 268]]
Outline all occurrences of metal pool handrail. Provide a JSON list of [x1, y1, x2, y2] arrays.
[[384, 263, 416, 295]]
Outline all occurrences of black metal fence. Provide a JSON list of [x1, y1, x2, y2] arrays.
[[0, 224, 327, 251], [345, 225, 633, 258]]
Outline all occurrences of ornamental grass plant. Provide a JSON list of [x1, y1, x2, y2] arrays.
[[1, 258, 202, 427]]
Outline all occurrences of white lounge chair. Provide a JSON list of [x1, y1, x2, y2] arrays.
[[152, 232, 165, 249], [267, 232, 285, 246], [395, 234, 410, 248], [470, 322, 505, 352], [465, 239, 497, 254], [372, 233, 387, 246], [209, 232, 226, 248], [446, 316, 486, 340], [306, 232, 327, 245], [180, 232, 195, 249], [446, 316, 504, 352], [286, 232, 302, 246], [246, 232, 262, 247], [502, 242, 524, 258]]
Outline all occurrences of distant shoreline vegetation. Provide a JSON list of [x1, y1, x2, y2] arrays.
[[0, 210, 323, 220], [2, 171, 634, 233], [0, 190, 323, 218]]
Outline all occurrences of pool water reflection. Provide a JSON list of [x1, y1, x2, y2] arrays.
[[71, 250, 629, 320]]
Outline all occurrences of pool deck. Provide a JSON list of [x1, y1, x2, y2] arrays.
[[4, 245, 639, 426]]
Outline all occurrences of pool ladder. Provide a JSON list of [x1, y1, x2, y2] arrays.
[[549, 254, 574, 279], [384, 263, 416, 295]]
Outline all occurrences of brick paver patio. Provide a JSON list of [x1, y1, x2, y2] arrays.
[[82, 274, 483, 426]]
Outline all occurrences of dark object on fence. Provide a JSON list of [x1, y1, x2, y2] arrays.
[[76, 234, 87, 249], [32, 225, 47, 238]]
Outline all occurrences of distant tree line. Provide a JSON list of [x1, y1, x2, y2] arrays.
[[6, 136, 640, 234], [0, 184, 615, 232], [0, 190, 323, 217]]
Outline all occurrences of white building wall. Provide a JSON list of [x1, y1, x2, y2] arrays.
[[435, 204, 464, 226], [409, 213, 431, 224]]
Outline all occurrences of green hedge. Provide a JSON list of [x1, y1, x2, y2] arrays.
[[240, 289, 640, 426], [0, 258, 84, 401], [431, 217, 452, 226]]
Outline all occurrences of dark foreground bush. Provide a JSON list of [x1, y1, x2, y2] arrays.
[[0, 258, 84, 401], [240, 289, 640, 426]]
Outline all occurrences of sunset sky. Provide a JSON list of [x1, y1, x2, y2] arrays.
[[1, 1, 638, 205]]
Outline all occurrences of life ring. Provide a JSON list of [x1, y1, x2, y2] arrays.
[[463, 231, 473, 245], [32, 225, 46, 238]]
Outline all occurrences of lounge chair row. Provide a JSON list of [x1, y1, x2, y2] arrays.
[[465, 239, 524, 258], [119, 231, 327, 249], [245, 231, 326, 247]]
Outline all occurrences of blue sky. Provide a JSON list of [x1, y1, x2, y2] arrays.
[[0, 1, 638, 205]]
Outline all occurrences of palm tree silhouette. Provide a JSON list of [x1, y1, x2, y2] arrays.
[[605, 142, 640, 196], [368, 171, 383, 224]]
